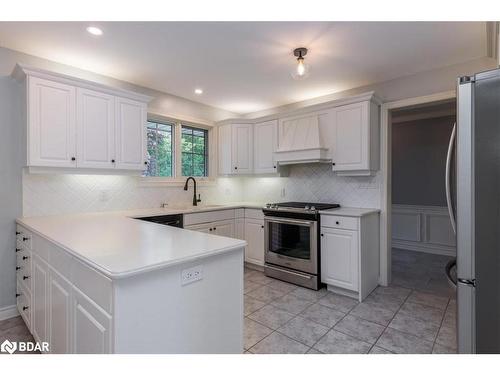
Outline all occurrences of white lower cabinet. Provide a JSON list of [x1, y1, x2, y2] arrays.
[[48, 269, 72, 354], [244, 218, 265, 266], [73, 288, 112, 354], [320, 212, 380, 301], [32, 254, 49, 344], [185, 219, 235, 237], [321, 227, 359, 292]]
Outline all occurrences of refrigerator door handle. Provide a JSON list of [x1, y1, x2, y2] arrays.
[[446, 122, 457, 234]]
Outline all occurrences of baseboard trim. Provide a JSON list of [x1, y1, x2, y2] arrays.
[[244, 261, 264, 272], [0, 304, 19, 321], [393, 240, 456, 257]]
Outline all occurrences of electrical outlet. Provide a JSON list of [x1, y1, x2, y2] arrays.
[[181, 265, 203, 285]]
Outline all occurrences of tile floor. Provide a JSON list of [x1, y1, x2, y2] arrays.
[[0, 249, 457, 355], [244, 249, 457, 354]]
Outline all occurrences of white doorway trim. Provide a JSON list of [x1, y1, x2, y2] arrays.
[[379, 90, 456, 286]]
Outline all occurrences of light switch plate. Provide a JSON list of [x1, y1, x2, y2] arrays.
[[181, 265, 203, 285]]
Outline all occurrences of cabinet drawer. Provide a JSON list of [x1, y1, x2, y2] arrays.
[[245, 208, 264, 220], [321, 215, 358, 230], [17, 283, 32, 329], [184, 209, 235, 226]]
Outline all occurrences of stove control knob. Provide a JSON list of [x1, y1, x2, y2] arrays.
[[265, 203, 271, 208], [305, 205, 310, 210], [310, 206, 316, 211]]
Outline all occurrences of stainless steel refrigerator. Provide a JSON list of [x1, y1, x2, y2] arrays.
[[446, 68, 500, 353]]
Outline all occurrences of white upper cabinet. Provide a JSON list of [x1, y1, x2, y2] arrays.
[[253, 120, 278, 173], [28, 76, 77, 168], [332, 100, 380, 176], [115, 97, 147, 170], [76, 88, 115, 169], [218, 123, 253, 175], [17, 65, 152, 173]]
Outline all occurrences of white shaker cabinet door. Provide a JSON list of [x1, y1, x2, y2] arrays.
[[115, 97, 147, 170], [32, 254, 49, 344], [76, 88, 115, 169], [231, 124, 253, 174], [244, 219, 265, 266], [212, 219, 235, 238], [72, 288, 112, 354], [28, 76, 77, 167], [321, 227, 359, 292], [48, 269, 72, 354], [332, 102, 369, 172], [254, 120, 278, 174], [218, 124, 233, 175]]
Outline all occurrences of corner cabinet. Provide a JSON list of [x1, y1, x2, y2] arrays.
[[218, 123, 253, 175], [15, 64, 152, 173]]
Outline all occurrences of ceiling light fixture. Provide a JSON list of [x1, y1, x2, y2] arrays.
[[291, 47, 310, 80], [86, 26, 103, 36], [194, 88, 203, 95]]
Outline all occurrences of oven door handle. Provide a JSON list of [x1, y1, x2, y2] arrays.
[[264, 217, 316, 227]]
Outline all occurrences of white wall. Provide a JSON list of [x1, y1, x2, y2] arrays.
[[0, 77, 23, 314]]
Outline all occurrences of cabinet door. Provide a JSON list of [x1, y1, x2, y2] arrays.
[[73, 288, 112, 354], [115, 97, 146, 170], [28, 76, 76, 167], [231, 124, 253, 174], [32, 254, 49, 344], [76, 88, 115, 169], [332, 102, 369, 171], [321, 227, 359, 291], [48, 269, 72, 354], [218, 124, 232, 175], [213, 219, 235, 238], [254, 120, 278, 174], [244, 219, 265, 266]]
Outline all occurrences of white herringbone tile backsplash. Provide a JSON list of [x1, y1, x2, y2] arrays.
[[23, 164, 381, 217]]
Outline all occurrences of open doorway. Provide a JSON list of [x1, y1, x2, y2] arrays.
[[384, 99, 458, 353]]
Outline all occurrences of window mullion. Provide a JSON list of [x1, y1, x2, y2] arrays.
[[174, 122, 182, 178]]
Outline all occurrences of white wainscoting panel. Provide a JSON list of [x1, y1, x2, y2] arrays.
[[392, 204, 456, 256]]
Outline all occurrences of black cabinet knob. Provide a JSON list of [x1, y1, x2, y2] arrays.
[[71, 157, 76, 161], [332, 162, 336, 166], [336, 221, 340, 225], [15, 248, 21, 252], [23, 276, 30, 280], [16, 266, 21, 271], [111, 159, 115, 163], [144, 161, 148, 165], [209, 228, 212, 231], [23, 306, 29, 311], [16, 231, 21, 235], [16, 293, 21, 298], [23, 237, 29, 241], [22, 256, 29, 260], [321, 233, 324, 237], [213, 227, 216, 231], [261, 225, 264, 229], [234, 166, 238, 170], [273, 166, 277, 169]]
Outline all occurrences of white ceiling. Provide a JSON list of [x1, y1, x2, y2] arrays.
[[0, 22, 487, 114]]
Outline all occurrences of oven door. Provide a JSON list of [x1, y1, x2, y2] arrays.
[[264, 216, 318, 274]]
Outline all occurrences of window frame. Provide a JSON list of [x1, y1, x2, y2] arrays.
[[139, 115, 216, 186], [144, 119, 175, 178], [180, 125, 209, 178]]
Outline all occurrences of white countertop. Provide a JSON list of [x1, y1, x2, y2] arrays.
[[16, 203, 263, 279], [319, 207, 380, 217]]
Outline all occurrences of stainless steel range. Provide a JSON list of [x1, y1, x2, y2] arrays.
[[263, 202, 340, 290]]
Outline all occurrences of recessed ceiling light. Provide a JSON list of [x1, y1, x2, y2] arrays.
[[194, 88, 203, 95], [86, 26, 103, 36]]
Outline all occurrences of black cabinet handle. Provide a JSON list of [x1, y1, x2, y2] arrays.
[[16, 293, 21, 298], [23, 276, 30, 280], [22, 256, 29, 260], [23, 306, 29, 311], [16, 231, 21, 235], [23, 237, 29, 241], [16, 266, 21, 271], [15, 248, 21, 252], [71, 157, 76, 161]]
